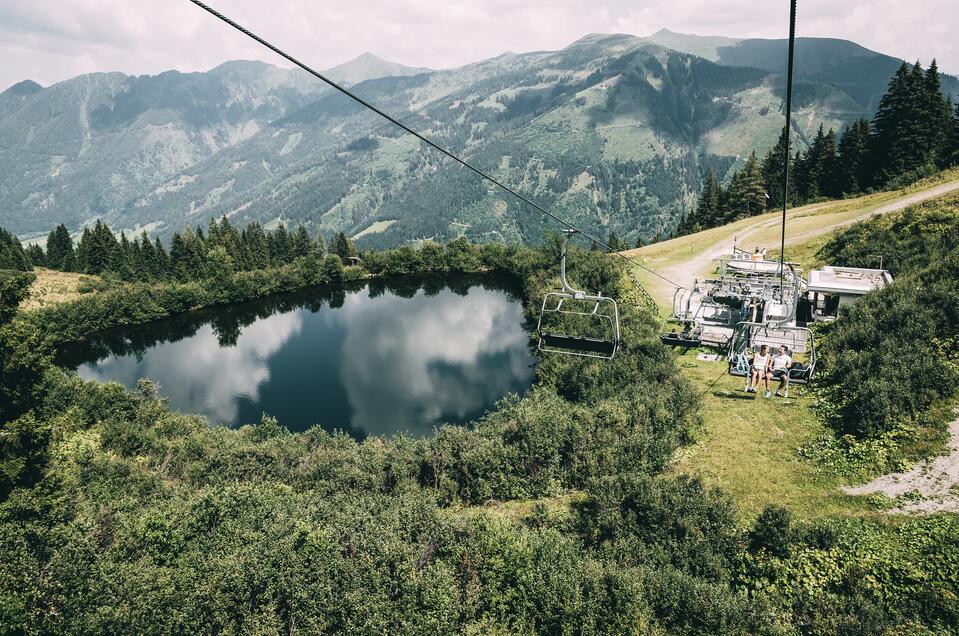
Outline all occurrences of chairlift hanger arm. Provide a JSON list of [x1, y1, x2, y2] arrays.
[[186, 0, 683, 292]]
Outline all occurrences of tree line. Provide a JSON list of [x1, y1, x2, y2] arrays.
[[679, 60, 959, 234], [4, 218, 362, 283]]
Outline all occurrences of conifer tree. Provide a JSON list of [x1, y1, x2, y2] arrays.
[[267, 223, 294, 264], [292, 226, 313, 259], [838, 119, 871, 194], [0, 228, 31, 271], [45, 224, 75, 271], [169, 233, 187, 280], [950, 101, 959, 166], [76, 221, 118, 274], [726, 152, 765, 220], [26, 244, 45, 268], [606, 230, 623, 252], [331, 232, 357, 260], [921, 60, 953, 166], [762, 127, 790, 209], [153, 237, 170, 279], [137, 232, 156, 280], [242, 223, 271, 269], [114, 233, 135, 280]]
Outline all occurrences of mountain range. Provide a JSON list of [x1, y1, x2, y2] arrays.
[[2, 31, 956, 249]]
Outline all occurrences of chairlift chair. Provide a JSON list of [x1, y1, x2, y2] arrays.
[[537, 230, 621, 360], [727, 321, 816, 397]]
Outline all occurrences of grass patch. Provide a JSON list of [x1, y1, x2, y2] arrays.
[[668, 354, 874, 521], [21, 268, 100, 310]]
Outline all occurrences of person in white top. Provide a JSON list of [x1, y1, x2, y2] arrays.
[[747, 344, 771, 394], [769, 345, 793, 397]]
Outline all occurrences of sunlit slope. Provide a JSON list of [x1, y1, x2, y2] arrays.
[[622, 168, 959, 309]]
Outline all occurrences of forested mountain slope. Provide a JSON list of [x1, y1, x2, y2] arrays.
[[2, 32, 954, 249]]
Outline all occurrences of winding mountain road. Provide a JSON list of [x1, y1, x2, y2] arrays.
[[623, 177, 959, 307]]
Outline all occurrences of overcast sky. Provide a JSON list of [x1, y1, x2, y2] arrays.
[[2, 0, 957, 91]]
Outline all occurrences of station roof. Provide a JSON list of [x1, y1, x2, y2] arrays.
[[807, 266, 892, 295]]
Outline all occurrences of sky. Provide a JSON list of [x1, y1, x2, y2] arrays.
[[2, 0, 957, 91]]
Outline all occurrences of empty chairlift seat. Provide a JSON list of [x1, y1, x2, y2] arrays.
[[536, 230, 621, 360]]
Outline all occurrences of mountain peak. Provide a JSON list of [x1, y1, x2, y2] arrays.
[[1, 79, 43, 97], [322, 52, 431, 85]]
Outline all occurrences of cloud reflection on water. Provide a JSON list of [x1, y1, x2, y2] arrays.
[[336, 286, 533, 436], [74, 279, 534, 435], [78, 312, 304, 424]]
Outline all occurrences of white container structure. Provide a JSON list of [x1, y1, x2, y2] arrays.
[[806, 266, 893, 321]]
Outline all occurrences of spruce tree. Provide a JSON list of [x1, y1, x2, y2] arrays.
[[922, 60, 953, 166], [332, 232, 357, 259], [45, 223, 75, 271], [26, 244, 45, 268], [699, 169, 722, 227], [950, 101, 959, 167], [0, 228, 31, 271], [114, 232, 135, 280], [726, 152, 765, 220], [169, 233, 188, 281], [870, 61, 914, 182], [267, 223, 294, 265], [838, 119, 871, 193], [292, 226, 313, 259], [762, 127, 790, 209], [153, 237, 170, 279], [76, 221, 118, 274], [819, 128, 842, 199], [137, 232, 156, 280], [242, 223, 270, 269]]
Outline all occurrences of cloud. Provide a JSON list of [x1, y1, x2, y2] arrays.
[[1, 0, 956, 92]]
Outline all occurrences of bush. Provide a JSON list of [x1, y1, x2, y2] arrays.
[[749, 505, 794, 558]]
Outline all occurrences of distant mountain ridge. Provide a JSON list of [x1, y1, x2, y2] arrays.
[[1, 33, 955, 249]]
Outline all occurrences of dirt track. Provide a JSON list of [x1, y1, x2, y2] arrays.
[[842, 414, 959, 514]]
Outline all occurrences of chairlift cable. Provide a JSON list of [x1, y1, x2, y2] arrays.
[[186, 0, 684, 291], [778, 0, 798, 293]]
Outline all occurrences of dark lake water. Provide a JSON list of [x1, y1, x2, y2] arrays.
[[58, 275, 536, 437]]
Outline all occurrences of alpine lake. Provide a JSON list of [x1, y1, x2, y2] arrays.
[[57, 274, 536, 438]]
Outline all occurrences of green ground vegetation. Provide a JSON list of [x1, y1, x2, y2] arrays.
[[2, 222, 958, 633]]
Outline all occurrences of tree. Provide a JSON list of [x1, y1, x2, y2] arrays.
[[606, 230, 624, 252], [921, 60, 954, 167], [795, 125, 839, 201], [267, 223, 294, 264], [838, 119, 871, 194], [0, 228, 31, 271], [26, 244, 45, 268], [76, 220, 119, 275], [114, 233, 135, 280], [331, 232, 357, 260], [948, 101, 959, 167], [153, 237, 170, 279], [726, 152, 766, 220], [45, 224, 75, 270], [137, 232, 156, 281], [292, 225, 313, 259], [0, 270, 50, 422], [870, 61, 928, 183], [242, 223, 270, 269], [762, 127, 790, 209]]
